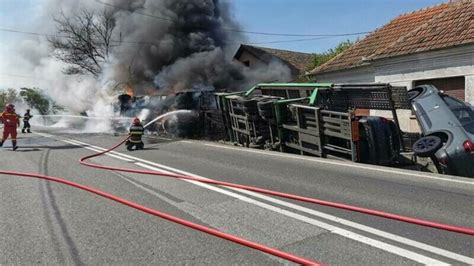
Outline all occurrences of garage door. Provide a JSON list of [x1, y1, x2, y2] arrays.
[[414, 76, 465, 100]]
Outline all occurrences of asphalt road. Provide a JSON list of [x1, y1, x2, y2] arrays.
[[1, 128, 473, 265]]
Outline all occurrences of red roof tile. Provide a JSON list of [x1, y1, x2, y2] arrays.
[[310, 0, 473, 75]]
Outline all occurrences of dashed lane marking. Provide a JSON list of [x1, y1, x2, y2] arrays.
[[34, 133, 473, 264]]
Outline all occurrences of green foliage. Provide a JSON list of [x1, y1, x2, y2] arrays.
[[18, 88, 63, 115], [1, 88, 63, 114], [0, 88, 20, 110], [308, 40, 354, 70]]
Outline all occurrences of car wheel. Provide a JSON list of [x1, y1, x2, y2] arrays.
[[412, 135, 442, 157], [407, 88, 424, 101]]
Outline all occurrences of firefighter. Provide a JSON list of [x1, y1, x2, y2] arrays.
[[0, 103, 21, 151], [126, 117, 144, 151], [22, 109, 33, 133]]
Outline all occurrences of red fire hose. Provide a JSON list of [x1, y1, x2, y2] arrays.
[[80, 137, 474, 236], [1, 135, 473, 265], [0, 169, 319, 265], [0, 137, 320, 265]]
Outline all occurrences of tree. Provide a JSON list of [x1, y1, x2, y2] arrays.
[[0, 88, 20, 109], [19, 88, 63, 115], [48, 10, 116, 77], [308, 40, 354, 70]]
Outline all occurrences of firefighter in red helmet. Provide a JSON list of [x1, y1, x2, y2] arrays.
[[126, 117, 144, 151], [0, 103, 21, 150]]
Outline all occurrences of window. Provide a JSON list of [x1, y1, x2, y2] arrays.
[[442, 95, 474, 134]]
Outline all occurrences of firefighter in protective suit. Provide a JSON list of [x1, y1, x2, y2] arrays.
[[126, 117, 144, 151], [0, 103, 21, 151], [22, 109, 33, 133]]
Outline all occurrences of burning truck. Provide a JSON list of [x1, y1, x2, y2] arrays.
[[116, 86, 226, 139]]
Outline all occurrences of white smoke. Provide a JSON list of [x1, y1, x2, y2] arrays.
[[1, 0, 293, 133]]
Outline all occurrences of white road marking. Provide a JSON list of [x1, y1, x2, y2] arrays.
[[231, 188, 474, 264], [36, 133, 472, 264], [198, 142, 474, 185], [143, 135, 172, 141], [60, 139, 134, 162], [131, 154, 473, 265], [133, 164, 448, 265]]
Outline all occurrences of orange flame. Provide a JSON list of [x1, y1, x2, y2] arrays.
[[125, 84, 134, 97]]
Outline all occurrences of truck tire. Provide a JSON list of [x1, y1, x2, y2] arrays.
[[388, 121, 401, 157], [358, 117, 377, 164], [358, 116, 399, 165], [374, 118, 392, 165]]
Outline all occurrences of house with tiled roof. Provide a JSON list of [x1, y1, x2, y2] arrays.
[[310, 0, 474, 105], [234, 44, 314, 81]]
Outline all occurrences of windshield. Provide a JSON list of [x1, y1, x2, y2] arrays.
[[442, 95, 474, 134]]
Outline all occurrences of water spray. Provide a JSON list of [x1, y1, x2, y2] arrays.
[[32, 110, 194, 135], [34, 114, 133, 121], [143, 110, 194, 128], [34, 110, 193, 126]]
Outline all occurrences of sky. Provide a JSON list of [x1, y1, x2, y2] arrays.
[[0, 0, 446, 52], [0, 0, 446, 87], [229, 0, 445, 53]]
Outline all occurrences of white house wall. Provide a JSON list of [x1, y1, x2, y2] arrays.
[[312, 65, 375, 83], [235, 51, 268, 70], [372, 45, 474, 132], [467, 75, 474, 102], [373, 45, 474, 103], [312, 45, 474, 132]]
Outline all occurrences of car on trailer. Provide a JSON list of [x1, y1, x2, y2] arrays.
[[216, 83, 412, 166], [408, 84, 474, 177]]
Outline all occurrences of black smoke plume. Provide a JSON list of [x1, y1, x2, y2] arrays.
[[107, 0, 291, 94]]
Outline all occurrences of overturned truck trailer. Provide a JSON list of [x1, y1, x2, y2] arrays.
[[117, 90, 226, 139], [215, 83, 413, 166]]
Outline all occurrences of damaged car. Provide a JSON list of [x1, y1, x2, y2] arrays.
[[408, 84, 474, 178]]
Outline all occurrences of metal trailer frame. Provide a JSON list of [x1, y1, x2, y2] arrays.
[[228, 95, 257, 147], [215, 83, 333, 144], [282, 104, 356, 160], [215, 83, 411, 164]]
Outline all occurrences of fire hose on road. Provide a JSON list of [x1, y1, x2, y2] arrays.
[[79, 138, 474, 236], [1, 111, 473, 265], [0, 111, 320, 265], [0, 167, 318, 265]]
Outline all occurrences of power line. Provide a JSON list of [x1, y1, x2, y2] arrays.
[[0, 73, 37, 79], [0, 27, 346, 46], [0, 27, 154, 45], [248, 36, 334, 45], [94, 0, 370, 37], [0, 28, 62, 38]]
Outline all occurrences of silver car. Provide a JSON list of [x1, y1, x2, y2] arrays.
[[408, 85, 474, 178]]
